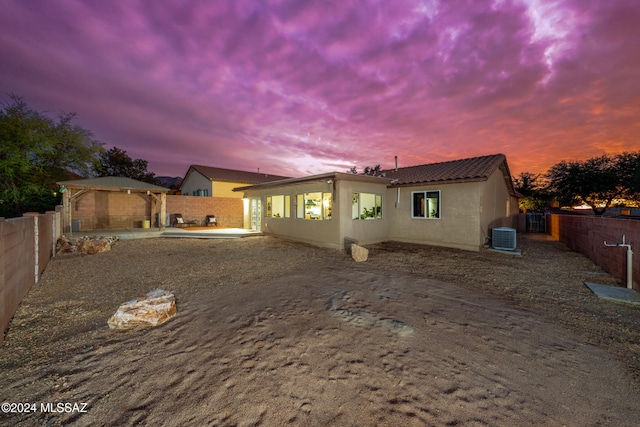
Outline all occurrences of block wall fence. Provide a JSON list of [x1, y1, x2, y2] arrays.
[[1, 209, 62, 343], [71, 193, 244, 230], [546, 214, 640, 289], [166, 195, 243, 228]]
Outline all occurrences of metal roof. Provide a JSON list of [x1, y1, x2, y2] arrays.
[[56, 176, 170, 192], [187, 165, 290, 185], [233, 154, 516, 196], [382, 154, 509, 185]]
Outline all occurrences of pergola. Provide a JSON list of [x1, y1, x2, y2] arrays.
[[56, 176, 169, 233]]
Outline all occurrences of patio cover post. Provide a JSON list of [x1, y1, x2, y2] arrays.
[[160, 192, 166, 230]]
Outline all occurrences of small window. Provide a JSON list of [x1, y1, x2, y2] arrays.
[[352, 193, 382, 220], [412, 191, 440, 219]]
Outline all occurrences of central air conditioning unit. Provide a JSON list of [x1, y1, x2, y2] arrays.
[[492, 227, 517, 251]]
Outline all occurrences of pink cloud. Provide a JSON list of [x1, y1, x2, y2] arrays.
[[1, 0, 639, 179]]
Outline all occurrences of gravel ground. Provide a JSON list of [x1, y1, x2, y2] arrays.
[[1, 233, 639, 426]]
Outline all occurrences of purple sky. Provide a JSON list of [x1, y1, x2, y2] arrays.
[[1, 0, 639, 178]]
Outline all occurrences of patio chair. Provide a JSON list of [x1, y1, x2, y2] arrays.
[[205, 215, 218, 227], [174, 213, 199, 227]]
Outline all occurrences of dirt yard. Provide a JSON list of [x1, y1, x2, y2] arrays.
[[1, 234, 640, 426]]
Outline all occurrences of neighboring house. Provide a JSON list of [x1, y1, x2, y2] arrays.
[[234, 154, 519, 252], [180, 165, 290, 198]]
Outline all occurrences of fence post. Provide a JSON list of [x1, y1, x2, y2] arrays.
[[24, 214, 40, 284], [0, 217, 4, 343]]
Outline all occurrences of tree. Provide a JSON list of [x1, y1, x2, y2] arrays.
[[546, 152, 640, 215], [513, 172, 552, 212], [0, 95, 103, 217], [93, 147, 156, 184], [349, 164, 382, 176], [616, 151, 640, 203]]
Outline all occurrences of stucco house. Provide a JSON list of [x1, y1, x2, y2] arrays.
[[180, 165, 289, 198], [234, 154, 519, 252]]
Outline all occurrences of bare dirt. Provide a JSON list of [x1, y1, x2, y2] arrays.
[[1, 233, 640, 426]]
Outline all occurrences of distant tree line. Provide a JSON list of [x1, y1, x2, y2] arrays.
[[1, 95, 157, 218], [515, 152, 640, 215]]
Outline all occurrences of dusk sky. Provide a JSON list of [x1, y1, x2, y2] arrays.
[[1, 0, 639, 179]]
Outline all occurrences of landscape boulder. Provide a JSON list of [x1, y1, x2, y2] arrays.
[[108, 289, 176, 330], [57, 235, 118, 255], [351, 244, 369, 262]]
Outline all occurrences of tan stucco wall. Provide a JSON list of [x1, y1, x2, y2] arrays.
[[387, 181, 483, 251], [242, 168, 517, 252], [213, 181, 248, 198], [338, 180, 390, 246], [245, 180, 343, 248], [181, 171, 256, 198], [479, 168, 519, 237]]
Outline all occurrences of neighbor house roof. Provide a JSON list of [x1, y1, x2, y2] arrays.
[[184, 165, 290, 186], [56, 176, 170, 192]]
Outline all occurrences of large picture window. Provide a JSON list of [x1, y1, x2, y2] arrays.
[[412, 191, 440, 219], [352, 193, 382, 220], [297, 192, 332, 220], [266, 195, 289, 218]]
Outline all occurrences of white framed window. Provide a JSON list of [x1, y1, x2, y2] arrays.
[[412, 191, 440, 219], [266, 195, 289, 218], [352, 193, 382, 220], [297, 192, 332, 220]]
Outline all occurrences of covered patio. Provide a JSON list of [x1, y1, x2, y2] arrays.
[[56, 176, 169, 234]]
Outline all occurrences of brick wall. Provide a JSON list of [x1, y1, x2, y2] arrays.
[[547, 214, 640, 289], [74, 192, 152, 229], [69, 192, 245, 230], [166, 195, 243, 227]]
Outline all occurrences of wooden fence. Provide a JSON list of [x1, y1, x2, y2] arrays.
[[1, 209, 62, 343], [547, 214, 640, 289]]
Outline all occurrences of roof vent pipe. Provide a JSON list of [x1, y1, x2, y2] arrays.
[[395, 156, 398, 171]]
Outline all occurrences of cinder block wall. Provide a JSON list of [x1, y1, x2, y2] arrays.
[[1, 212, 61, 343], [547, 214, 640, 289], [166, 196, 243, 227]]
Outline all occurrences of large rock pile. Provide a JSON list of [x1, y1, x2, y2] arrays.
[[56, 235, 119, 255]]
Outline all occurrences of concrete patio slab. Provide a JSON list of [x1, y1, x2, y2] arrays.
[[584, 282, 640, 306], [70, 227, 262, 241]]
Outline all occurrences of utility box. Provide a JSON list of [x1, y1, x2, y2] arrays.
[[71, 219, 81, 232], [492, 227, 517, 251]]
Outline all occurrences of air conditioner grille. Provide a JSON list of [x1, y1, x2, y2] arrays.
[[492, 227, 516, 251]]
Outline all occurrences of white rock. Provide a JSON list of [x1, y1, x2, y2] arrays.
[[351, 244, 369, 262], [108, 289, 176, 330]]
